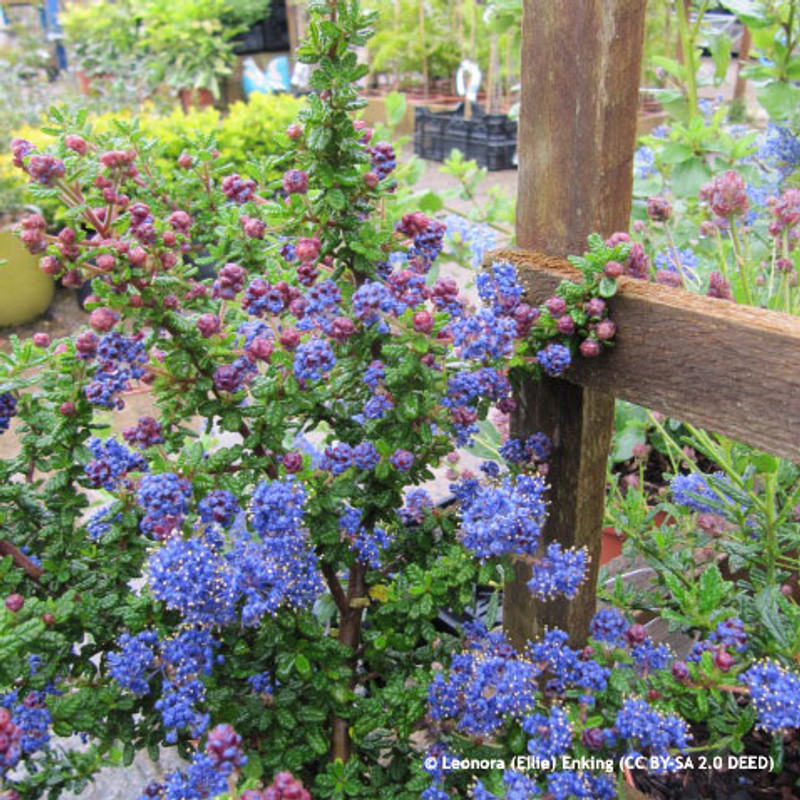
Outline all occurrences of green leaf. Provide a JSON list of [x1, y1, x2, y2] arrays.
[[328, 188, 347, 210], [754, 587, 790, 648], [718, 0, 772, 28], [598, 277, 618, 298], [707, 32, 733, 84], [659, 142, 695, 165], [383, 91, 407, 128], [417, 190, 444, 214], [757, 81, 800, 121], [671, 158, 712, 197], [295, 653, 312, 678], [697, 565, 730, 614]]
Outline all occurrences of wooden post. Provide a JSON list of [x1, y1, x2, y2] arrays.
[[507, 0, 646, 647], [731, 26, 752, 120]]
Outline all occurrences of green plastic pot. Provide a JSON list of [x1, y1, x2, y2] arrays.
[[0, 229, 54, 327]]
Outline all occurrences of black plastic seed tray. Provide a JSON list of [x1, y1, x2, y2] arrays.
[[232, 0, 290, 55], [414, 102, 517, 171]]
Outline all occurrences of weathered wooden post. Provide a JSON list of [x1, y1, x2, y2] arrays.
[[505, 0, 647, 647]]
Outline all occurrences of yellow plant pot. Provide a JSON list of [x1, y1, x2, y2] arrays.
[[0, 230, 54, 327]]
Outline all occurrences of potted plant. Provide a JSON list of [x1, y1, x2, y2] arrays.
[[0, 163, 53, 328], [140, 0, 241, 111], [60, 0, 145, 93]]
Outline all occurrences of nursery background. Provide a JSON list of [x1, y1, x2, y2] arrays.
[[1, 1, 800, 799]]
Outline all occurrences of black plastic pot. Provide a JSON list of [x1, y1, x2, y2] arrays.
[[414, 102, 517, 171], [231, 0, 290, 55]]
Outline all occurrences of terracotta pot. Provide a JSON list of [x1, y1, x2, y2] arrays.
[[178, 88, 215, 113], [77, 71, 113, 95], [77, 70, 93, 95], [0, 230, 54, 327], [600, 527, 626, 565]]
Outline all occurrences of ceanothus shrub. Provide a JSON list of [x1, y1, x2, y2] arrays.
[[6, 1, 793, 799]]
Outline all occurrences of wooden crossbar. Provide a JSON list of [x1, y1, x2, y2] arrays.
[[493, 249, 800, 463]]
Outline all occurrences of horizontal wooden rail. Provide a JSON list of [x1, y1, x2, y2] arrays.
[[492, 249, 800, 462]]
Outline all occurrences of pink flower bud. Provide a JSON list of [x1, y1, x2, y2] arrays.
[[65, 135, 88, 156], [579, 338, 601, 358], [295, 237, 321, 262], [595, 320, 616, 340], [413, 310, 433, 333], [89, 307, 119, 332], [197, 314, 220, 338], [603, 261, 624, 278], [5, 594, 24, 613], [545, 297, 566, 316], [40, 256, 61, 276]]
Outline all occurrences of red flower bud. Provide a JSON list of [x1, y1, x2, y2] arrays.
[[5, 594, 24, 613]]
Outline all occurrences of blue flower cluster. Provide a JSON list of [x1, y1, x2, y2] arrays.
[[655, 247, 698, 276], [363, 359, 385, 389], [444, 214, 501, 269], [546, 771, 616, 800], [145, 478, 321, 628], [247, 671, 274, 695], [85, 332, 147, 409], [398, 212, 446, 275], [526, 542, 587, 600], [137, 472, 193, 538], [759, 123, 800, 182], [428, 627, 540, 736], [398, 488, 433, 525], [108, 630, 160, 696], [537, 343, 572, 377], [85, 437, 147, 490], [473, 770, 542, 800], [450, 308, 517, 363], [109, 628, 222, 743], [139, 751, 230, 800], [741, 660, 800, 733], [442, 367, 512, 445], [634, 145, 657, 179], [251, 476, 306, 536], [147, 533, 238, 625], [522, 707, 572, 760], [0, 392, 17, 434], [352, 280, 401, 325], [339, 507, 392, 568], [670, 472, 733, 515], [0, 691, 53, 777], [589, 608, 628, 645], [156, 679, 210, 743], [711, 617, 748, 652], [525, 629, 609, 704], [499, 432, 551, 465], [198, 490, 241, 528], [630, 639, 673, 674], [458, 474, 548, 560], [293, 338, 336, 382], [614, 697, 691, 768]]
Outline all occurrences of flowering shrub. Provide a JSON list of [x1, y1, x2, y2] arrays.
[[0, 1, 635, 797], [4, 3, 800, 800]]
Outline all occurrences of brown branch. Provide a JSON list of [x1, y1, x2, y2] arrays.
[[0, 541, 44, 581], [321, 561, 348, 615], [332, 558, 367, 763]]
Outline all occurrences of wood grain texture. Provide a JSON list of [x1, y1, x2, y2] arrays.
[[508, 0, 646, 647], [504, 379, 614, 645], [515, 0, 647, 257], [494, 250, 800, 462]]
